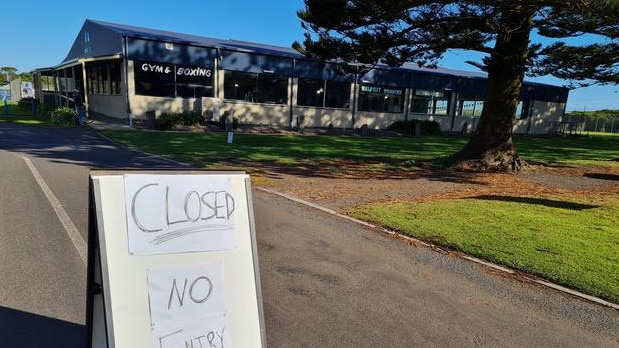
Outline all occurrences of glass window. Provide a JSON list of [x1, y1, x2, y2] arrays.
[[175, 65, 214, 98], [86, 61, 122, 95], [457, 99, 484, 116], [109, 62, 121, 95], [134, 60, 175, 97], [516, 100, 531, 119], [223, 70, 288, 104], [410, 89, 451, 115], [297, 78, 324, 107], [297, 78, 351, 108], [358, 84, 404, 113]]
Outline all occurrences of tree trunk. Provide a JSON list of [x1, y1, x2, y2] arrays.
[[452, 8, 534, 171]]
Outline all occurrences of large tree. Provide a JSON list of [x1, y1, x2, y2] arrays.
[[294, 0, 619, 170]]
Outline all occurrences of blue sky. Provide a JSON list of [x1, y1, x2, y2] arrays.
[[2, 0, 617, 111]]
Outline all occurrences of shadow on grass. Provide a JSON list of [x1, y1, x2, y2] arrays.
[[583, 173, 619, 181], [466, 195, 600, 210], [224, 158, 489, 186]]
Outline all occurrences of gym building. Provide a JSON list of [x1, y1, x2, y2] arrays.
[[32, 19, 569, 134]]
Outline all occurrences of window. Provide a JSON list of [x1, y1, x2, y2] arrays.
[[516, 100, 532, 119], [175, 65, 214, 98], [297, 78, 350, 108], [133, 60, 213, 98], [358, 85, 404, 113], [410, 89, 450, 115], [223, 70, 288, 104], [86, 61, 122, 95], [134, 60, 175, 97], [457, 98, 484, 117]]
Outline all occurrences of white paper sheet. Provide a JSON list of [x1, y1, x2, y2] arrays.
[[124, 174, 237, 255], [147, 262, 227, 327], [152, 315, 231, 348]]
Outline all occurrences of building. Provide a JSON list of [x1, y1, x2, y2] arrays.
[[33, 19, 569, 134]]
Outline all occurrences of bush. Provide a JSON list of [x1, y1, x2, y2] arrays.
[[389, 120, 442, 136], [154, 113, 181, 130], [50, 106, 77, 126], [180, 111, 204, 126], [37, 102, 55, 117], [154, 111, 206, 130], [232, 117, 239, 130]]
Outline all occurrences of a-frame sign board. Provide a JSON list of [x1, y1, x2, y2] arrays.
[[86, 170, 266, 348]]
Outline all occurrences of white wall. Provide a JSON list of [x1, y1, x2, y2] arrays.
[[513, 101, 565, 135], [88, 94, 127, 119]]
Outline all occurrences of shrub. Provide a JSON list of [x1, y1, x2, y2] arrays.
[[50, 106, 77, 126], [37, 102, 54, 117], [154, 113, 181, 130], [232, 117, 239, 130], [389, 120, 442, 136], [154, 111, 206, 130], [180, 111, 204, 126]]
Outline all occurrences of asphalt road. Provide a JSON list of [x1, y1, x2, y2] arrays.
[[0, 123, 618, 347]]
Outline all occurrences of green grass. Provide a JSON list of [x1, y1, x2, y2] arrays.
[[99, 130, 619, 168], [516, 133, 619, 165], [99, 130, 469, 169], [348, 197, 619, 303], [1, 102, 52, 125], [99, 130, 619, 302], [0, 114, 51, 125]]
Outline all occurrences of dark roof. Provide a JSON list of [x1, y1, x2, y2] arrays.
[[82, 19, 566, 96], [89, 19, 305, 59], [89, 19, 489, 77]]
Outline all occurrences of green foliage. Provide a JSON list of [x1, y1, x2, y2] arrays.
[[154, 113, 181, 130], [37, 102, 55, 117], [389, 120, 441, 136], [50, 106, 77, 126], [154, 111, 205, 130], [296, 1, 619, 84], [180, 111, 204, 126], [565, 109, 619, 132]]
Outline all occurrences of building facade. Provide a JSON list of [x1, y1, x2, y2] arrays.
[[33, 19, 570, 134]]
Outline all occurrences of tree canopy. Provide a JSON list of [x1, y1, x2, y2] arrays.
[[294, 1, 619, 170]]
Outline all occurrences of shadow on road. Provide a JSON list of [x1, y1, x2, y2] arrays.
[[0, 306, 85, 347], [0, 124, 188, 169]]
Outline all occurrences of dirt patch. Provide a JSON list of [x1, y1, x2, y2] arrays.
[[242, 161, 619, 213]]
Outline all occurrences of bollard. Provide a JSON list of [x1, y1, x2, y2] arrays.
[[3, 99, 7, 115], [227, 131, 234, 144]]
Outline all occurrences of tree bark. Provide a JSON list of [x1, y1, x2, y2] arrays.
[[452, 8, 534, 171]]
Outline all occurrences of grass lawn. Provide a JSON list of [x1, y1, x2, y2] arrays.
[[1, 102, 51, 125], [99, 130, 618, 167], [99, 130, 468, 169], [348, 196, 619, 304], [100, 130, 619, 303]]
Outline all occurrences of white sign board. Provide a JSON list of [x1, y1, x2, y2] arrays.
[[87, 171, 265, 348]]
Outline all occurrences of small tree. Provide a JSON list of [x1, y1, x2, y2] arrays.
[[294, 1, 619, 171], [0, 67, 18, 85]]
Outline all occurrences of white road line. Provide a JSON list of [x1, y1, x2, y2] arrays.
[[22, 156, 87, 265]]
